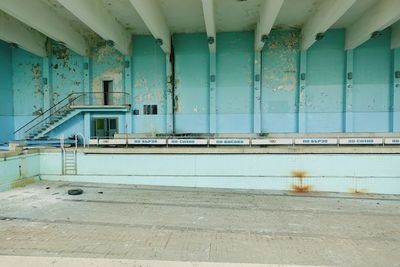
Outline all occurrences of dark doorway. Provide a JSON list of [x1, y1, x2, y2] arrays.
[[91, 118, 118, 138], [102, 80, 113, 105]]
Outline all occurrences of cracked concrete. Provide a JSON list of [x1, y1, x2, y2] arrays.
[[0, 181, 399, 267]]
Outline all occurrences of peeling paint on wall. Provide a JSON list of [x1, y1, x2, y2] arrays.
[[263, 30, 300, 93]]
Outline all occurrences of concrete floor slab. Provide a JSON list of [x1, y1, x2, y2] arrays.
[[0, 181, 399, 267]]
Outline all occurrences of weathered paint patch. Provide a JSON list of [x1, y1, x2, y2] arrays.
[[11, 177, 37, 189]]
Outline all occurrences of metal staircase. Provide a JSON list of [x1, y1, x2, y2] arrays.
[[14, 92, 130, 140]]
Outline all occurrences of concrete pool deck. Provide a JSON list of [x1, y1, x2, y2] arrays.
[[0, 181, 399, 267]]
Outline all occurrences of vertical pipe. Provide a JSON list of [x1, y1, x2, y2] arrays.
[[345, 49, 354, 132], [253, 51, 262, 133], [124, 55, 133, 134], [209, 52, 217, 133], [298, 50, 307, 132], [393, 48, 400, 132], [166, 53, 174, 133], [83, 56, 91, 105]]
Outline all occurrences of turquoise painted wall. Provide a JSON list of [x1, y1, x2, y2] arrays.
[[12, 48, 43, 134], [131, 35, 167, 134], [2, 29, 399, 141], [216, 32, 254, 133], [0, 41, 14, 142], [261, 30, 300, 132], [174, 33, 209, 133], [352, 28, 392, 132], [305, 29, 345, 132], [51, 45, 84, 102], [0, 153, 40, 192]]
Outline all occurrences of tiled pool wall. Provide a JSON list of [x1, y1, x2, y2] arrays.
[[1, 151, 399, 194], [0, 152, 40, 192]]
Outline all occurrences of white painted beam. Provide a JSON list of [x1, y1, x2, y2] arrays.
[[255, 0, 284, 52], [391, 21, 400, 49], [201, 0, 216, 52], [346, 0, 400, 50], [57, 0, 132, 55], [128, 0, 170, 54], [0, 0, 89, 56], [0, 10, 47, 57], [301, 0, 356, 50]]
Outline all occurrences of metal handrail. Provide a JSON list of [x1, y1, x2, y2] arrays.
[[13, 93, 75, 134], [14, 91, 131, 137], [23, 94, 83, 134]]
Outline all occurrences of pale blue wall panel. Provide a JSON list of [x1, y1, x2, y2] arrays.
[[352, 29, 391, 132], [216, 32, 254, 133], [174, 33, 209, 133], [132, 36, 167, 134], [261, 31, 300, 132], [305, 29, 345, 132], [51, 44, 84, 102], [12, 48, 43, 132], [0, 41, 14, 142]]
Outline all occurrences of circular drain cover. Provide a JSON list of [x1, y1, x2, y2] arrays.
[[67, 188, 83, 195]]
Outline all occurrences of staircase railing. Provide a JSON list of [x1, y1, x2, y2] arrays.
[[14, 92, 130, 139]]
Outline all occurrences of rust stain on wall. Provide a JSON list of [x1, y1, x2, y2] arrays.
[[350, 188, 369, 194], [290, 170, 312, 193]]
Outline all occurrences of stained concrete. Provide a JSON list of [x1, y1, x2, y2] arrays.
[[0, 181, 399, 267]]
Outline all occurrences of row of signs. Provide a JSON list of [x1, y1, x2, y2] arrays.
[[90, 138, 400, 146]]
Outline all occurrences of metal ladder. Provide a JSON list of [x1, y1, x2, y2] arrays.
[[63, 149, 77, 175], [61, 134, 79, 175]]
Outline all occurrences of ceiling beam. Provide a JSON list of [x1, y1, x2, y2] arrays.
[[255, 0, 284, 52], [346, 0, 400, 50], [0, 11, 47, 57], [57, 0, 132, 55], [201, 0, 216, 52], [0, 0, 89, 56], [301, 0, 356, 50], [391, 21, 400, 49], [128, 0, 170, 54]]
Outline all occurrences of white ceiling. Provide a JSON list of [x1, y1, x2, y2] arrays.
[[2, 0, 400, 56], [38, 0, 387, 36]]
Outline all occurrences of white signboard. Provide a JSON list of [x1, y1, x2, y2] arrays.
[[294, 138, 337, 145], [339, 138, 383, 145], [128, 139, 167, 145], [384, 138, 400, 145], [89, 139, 98, 145], [99, 139, 126, 145], [209, 139, 250, 145], [251, 138, 293, 145], [168, 139, 208, 145]]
